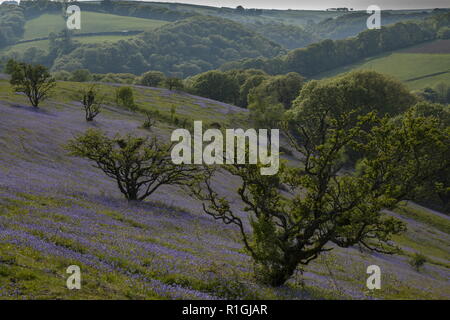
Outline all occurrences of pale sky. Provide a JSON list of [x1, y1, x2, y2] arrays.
[[143, 0, 450, 10]]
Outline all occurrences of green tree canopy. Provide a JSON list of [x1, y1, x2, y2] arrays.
[[249, 72, 305, 110], [191, 70, 240, 104], [10, 61, 56, 108], [289, 70, 417, 163]]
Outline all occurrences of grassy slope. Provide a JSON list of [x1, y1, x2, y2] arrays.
[[0, 79, 449, 299], [316, 40, 450, 90]]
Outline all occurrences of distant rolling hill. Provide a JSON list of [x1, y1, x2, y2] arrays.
[[316, 40, 450, 90], [146, 2, 344, 26]]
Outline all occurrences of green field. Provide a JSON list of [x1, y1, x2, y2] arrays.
[[23, 12, 167, 40], [316, 41, 450, 90]]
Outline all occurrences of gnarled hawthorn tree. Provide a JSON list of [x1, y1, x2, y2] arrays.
[[191, 107, 449, 286], [80, 85, 105, 122], [67, 129, 201, 201]]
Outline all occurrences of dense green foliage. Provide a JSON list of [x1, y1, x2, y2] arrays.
[[138, 71, 166, 87], [49, 16, 283, 77], [189, 69, 304, 109], [294, 71, 416, 118], [94, 73, 137, 84], [290, 71, 417, 163], [288, 71, 449, 212], [405, 102, 450, 212], [246, 72, 305, 128], [248, 72, 305, 110], [190, 70, 240, 104], [2, 1, 447, 81], [115, 86, 136, 110], [71, 69, 92, 82], [247, 96, 284, 130]]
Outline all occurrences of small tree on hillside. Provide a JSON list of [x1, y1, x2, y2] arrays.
[[115, 86, 136, 111], [191, 70, 239, 104], [142, 111, 156, 130], [81, 85, 104, 122], [164, 77, 184, 91], [67, 129, 201, 201], [140, 71, 165, 87], [9, 61, 56, 108]]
